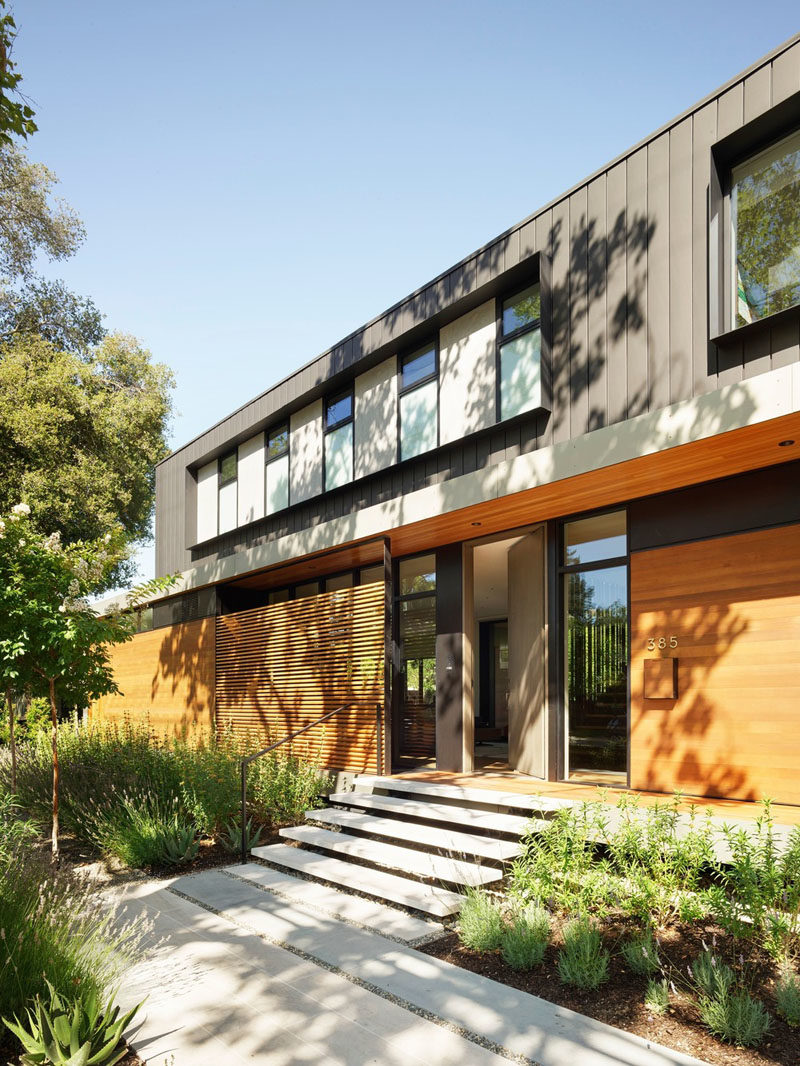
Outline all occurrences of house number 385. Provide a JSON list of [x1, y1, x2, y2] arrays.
[[647, 636, 678, 651]]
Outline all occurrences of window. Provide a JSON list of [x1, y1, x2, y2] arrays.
[[730, 128, 800, 329], [395, 554, 437, 762], [265, 425, 289, 514], [399, 344, 437, 460], [218, 450, 237, 534], [324, 390, 353, 491], [498, 283, 543, 421], [325, 572, 353, 592]]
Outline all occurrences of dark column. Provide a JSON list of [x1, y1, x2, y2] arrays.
[[435, 544, 463, 772]]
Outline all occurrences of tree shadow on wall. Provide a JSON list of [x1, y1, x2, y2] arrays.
[[151, 618, 216, 739]]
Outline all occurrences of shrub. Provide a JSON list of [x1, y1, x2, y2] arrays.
[[458, 889, 505, 952], [645, 978, 670, 1014], [620, 929, 660, 976], [247, 749, 330, 827], [0, 792, 36, 860], [698, 989, 771, 1048], [80, 793, 198, 869], [557, 919, 610, 989], [3, 981, 141, 1066], [691, 948, 734, 999], [775, 969, 800, 1027], [501, 905, 550, 970]]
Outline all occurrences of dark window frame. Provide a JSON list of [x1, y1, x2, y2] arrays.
[[397, 340, 440, 463], [265, 424, 290, 515], [323, 388, 355, 492], [495, 282, 543, 424]]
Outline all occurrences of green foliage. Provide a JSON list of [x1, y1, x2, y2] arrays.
[[3, 980, 141, 1066], [0, 277, 106, 352], [0, 3, 38, 143], [557, 919, 610, 989], [500, 905, 550, 970], [0, 790, 35, 859], [0, 839, 143, 1021], [775, 969, 800, 1027], [221, 814, 265, 855], [619, 929, 661, 976], [76, 793, 197, 870], [247, 749, 330, 827], [0, 697, 50, 746], [698, 989, 771, 1048], [458, 889, 505, 953], [706, 806, 800, 959], [644, 978, 670, 1015], [691, 948, 734, 999]]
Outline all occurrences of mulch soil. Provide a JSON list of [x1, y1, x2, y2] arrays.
[[421, 919, 800, 1066]]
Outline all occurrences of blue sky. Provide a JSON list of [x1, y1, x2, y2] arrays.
[[13, 1, 800, 579]]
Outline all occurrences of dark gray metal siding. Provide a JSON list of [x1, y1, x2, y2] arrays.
[[156, 36, 800, 578]]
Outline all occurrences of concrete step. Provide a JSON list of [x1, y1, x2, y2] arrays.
[[278, 825, 502, 887], [225, 863, 442, 943], [328, 791, 536, 837], [355, 774, 574, 815], [308, 807, 520, 863], [251, 843, 464, 917]]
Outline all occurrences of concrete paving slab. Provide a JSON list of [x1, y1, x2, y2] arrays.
[[328, 790, 537, 836]]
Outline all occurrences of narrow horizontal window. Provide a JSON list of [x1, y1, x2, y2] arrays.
[[564, 510, 627, 566], [219, 450, 237, 486], [325, 572, 353, 592], [359, 564, 384, 585], [398, 554, 436, 595], [267, 425, 289, 459], [401, 345, 436, 390], [325, 392, 353, 430], [502, 284, 541, 336], [295, 581, 320, 599]]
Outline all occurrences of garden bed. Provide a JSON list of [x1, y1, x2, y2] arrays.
[[422, 919, 798, 1066]]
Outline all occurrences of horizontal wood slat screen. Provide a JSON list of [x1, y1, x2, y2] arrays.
[[215, 581, 385, 772], [90, 618, 215, 737], [630, 524, 800, 806]]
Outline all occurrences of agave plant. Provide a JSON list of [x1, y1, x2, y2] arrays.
[[160, 822, 199, 866], [221, 814, 265, 855], [2, 980, 142, 1066]]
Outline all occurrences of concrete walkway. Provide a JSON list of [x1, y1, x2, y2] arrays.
[[115, 869, 710, 1066]]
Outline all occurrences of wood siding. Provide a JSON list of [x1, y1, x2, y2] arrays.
[[215, 582, 384, 772], [90, 618, 215, 737], [630, 524, 800, 805]]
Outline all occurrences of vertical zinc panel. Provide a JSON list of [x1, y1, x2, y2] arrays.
[[771, 41, 800, 104], [743, 64, 772, 124], [716, 84, 745, 386], [647, 133, 670, 412], [626, 147, 649, 418], [587, 175, 607, 430], [692, 101, 717, 396], [669, 118, 693, 404], [550, 199, 570, 443], [605, 161, 627, 425], [569, 187, 589, 437]]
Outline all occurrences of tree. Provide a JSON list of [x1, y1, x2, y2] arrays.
[[0, 332, 174, 588], [0, 277, 106, 351], [0, 1, 37, 144], [0, 505, 174, 857]]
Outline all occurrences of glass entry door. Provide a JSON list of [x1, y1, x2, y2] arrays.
[[396, 554, 437, 764], [563, 511, 629, 783]]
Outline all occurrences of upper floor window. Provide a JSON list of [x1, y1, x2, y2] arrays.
[[498, 283, 542, 421], [265, 425, 289, 514], [399, 344, 437, 460], [218, 450, 237, 534], [324, 390, 353, 491], [731, 128, 800, 329]]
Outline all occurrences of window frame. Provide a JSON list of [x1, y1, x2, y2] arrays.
[[495, 282, 544, 424], [264, 423, 290, 515], [323, 387, 354, 492], [217, 449, 238, 534], [709, 91, 800, 345], [397, 340, 439, 462]]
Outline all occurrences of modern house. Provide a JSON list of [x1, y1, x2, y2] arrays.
[[94, 35, 800, 809]]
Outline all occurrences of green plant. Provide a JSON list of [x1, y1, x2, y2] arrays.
[[221, 814, 265, 855], [644, 978, 670, 1014], [501, 905, 550, 970], [775, 969, 800, 1027], [557, 919, 610, 989], [160, 822, 199, 866], [691, 948, 734, 999], [3, 980, 141, 1066], [247, 749, 330, 827], [82, 792, 198, 869], [698, 989, 771, 1048], [619, 929, 660, 976], [458, 889, 504, 952], [0, 790, 36, 860]]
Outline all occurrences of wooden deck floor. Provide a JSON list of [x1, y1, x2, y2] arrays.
[[393, 769, 800, 827]]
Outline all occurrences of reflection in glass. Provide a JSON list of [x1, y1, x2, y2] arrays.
[[502, 284, 541, 335], [398, 595, 436, 760], [325, 423, 353, 490], [266, 452, 289, 514], [564, 511, 627, 566], [326, 393, 352, 429], [499, 329, 541, 420], [267, 426, 288, 458], [566, 565, 628, 775], [219, 451, 237, 485], [401, 346, 436, 389], [400, 379, 437, 459], [398, 554, 436, 595], [732, 129, 800, 328]]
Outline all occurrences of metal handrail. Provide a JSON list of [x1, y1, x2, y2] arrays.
[[239, 702, 355, 863]]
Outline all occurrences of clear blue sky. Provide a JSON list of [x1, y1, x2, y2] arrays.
[[13, 1, 800, 580]]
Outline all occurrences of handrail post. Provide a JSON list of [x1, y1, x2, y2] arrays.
[[240, 758, 248, 864], [375, 703, 382, 775]]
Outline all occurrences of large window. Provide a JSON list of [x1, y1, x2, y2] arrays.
[[265, 425, 289, 514], [218, 450, 237, 534], [731, 128, 800, 329], [399, 344, 437, 460], [562, 510, 628, 782], [324, 390, 353, 491], [498, 283, 542, 421]]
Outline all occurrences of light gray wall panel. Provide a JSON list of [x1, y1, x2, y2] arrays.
[[569, 186, 589, 438], [290, 401, 323, 504], [773, 41, 800, 103], [355, 356, 397, 478], [626, 146, 649, 418], [237, 432, 265, 526], [439, 299, 496, 444], [605, 161, 627, 424], [196, 460, 218, 544], [647, 133, 670, 412], [550, 199, 570, 444], [669, 118, 693, 405], [586, 175, 607, 430]]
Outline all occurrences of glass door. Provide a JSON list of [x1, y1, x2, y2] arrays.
[[396, 554, 437, 765], [562, 511, 629, 783]]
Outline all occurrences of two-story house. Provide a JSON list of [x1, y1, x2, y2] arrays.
[[94, 34, 800, 808]]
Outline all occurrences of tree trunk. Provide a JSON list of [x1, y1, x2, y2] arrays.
[[49, 678, 59, 860], [6, 688, 16, 794]]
